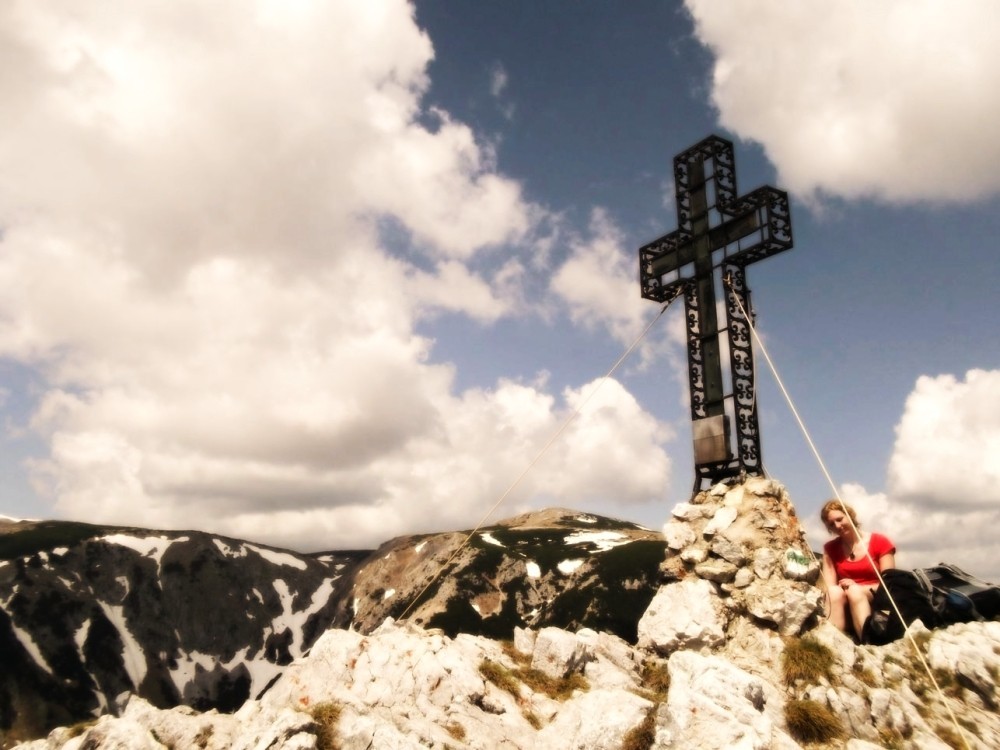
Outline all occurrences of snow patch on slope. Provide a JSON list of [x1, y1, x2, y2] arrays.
[[103, 533, 187, 558], [563, 531, 630, 552], [246, 543, 308, 571], [74, 619, 91, 654], [97, 602, 147, 689], [7, 621, 55, 676], [103, 534, 190, 576], [480, 533, 505, 547], [213, 539, 248, 558], [558, 559, 584, 574]]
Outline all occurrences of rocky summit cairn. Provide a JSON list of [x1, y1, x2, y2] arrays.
[[639, 476, 823, 658]]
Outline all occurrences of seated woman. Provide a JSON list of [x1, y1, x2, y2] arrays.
[[820, 500, 896, 637]]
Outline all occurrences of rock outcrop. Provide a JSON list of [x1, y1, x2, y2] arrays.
[[638, 477, 823, 661], [11, 616, 1000, 749]]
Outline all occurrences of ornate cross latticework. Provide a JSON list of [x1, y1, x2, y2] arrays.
[[639, 135, 793, 490]]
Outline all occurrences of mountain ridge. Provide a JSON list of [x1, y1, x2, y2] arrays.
[[3, 479, 999, 749], [0, 506, 664, 746]]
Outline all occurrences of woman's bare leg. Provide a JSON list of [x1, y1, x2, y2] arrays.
[[845, 584, 873, 637], [827, 585, 848, 632]]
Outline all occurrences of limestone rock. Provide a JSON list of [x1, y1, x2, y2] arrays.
[[658, 555, 688, 581], [670, 502, 708, 521], [531, 627, 594, 679], [807, 622, 858, 672], [120, 697, 238, 750], [733, 567, 755, 589], [711, 536, 749, 566], [679, 544, 709, 565], [636, 577, 726, 654], [513, 626, 536, 656], [744, 579, 824, 636], [695, 558, 739, 583], [661, 650, 794, 750], [703, 506, 739, 536], [536, 689, 653, 750], [782, 547, 821, 583], [753, 547, 780, 580], [664, 520, 697, 550], [656, 477, 823, 645], [13, 597, 1000, 750]]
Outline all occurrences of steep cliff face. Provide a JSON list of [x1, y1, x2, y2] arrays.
[[0, 510, 665, 745], [0, 521, 364, 744]]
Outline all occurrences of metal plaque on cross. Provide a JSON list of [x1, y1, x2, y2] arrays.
[[639, 135, 793, 490]]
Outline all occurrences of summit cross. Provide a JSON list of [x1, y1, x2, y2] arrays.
[[639, 135, 794, 490]]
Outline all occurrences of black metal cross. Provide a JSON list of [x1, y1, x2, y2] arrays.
[[639, 135, 793, 490]]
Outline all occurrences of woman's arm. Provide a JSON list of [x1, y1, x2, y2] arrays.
[[821, 551, 839, 588], [873, 533, 896, 573]]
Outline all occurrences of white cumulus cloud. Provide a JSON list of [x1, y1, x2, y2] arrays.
[[0, 0, 673, 550], [550, 209, 680, 368], [887, 369, 1000, 508], [685, 0, 1000, 203]]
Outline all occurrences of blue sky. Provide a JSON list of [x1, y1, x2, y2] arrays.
[[1, 1, 998, 577]]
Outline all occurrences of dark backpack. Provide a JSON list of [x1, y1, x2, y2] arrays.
[[921, 563, 1000, 621], [862, 569, 942, 645], [862, 567, 988, 645]]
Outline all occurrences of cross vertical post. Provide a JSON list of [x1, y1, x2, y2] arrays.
[[639, 135, 793, 490]]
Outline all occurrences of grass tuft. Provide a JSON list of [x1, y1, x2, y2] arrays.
[[782, 637, 836, 686], [640, 660, 670, 701], [65, 720, 96, 739], [851, 660, 878, 687], [310, 701, 343, 750], [620, 707, 657, 750], [934, 723, 967, 749], [444, 721, 466, 741], [479, 659, 521, 698], [877, 728, 905, 750], [516, 667, 588, 700], [784, 699, 844, 744], [194, 725, 214, 749], [479, 656, 590, 703], [500, 640, 531, 668]]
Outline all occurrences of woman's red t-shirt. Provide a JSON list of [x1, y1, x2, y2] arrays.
[[823, 532, 896, 586]]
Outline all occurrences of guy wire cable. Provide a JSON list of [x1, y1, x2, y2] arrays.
[[723, 275, 973, 750], [396, 299, 675, 624]]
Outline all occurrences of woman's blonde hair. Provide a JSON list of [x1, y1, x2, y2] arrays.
[[820, 499, 859, 531]]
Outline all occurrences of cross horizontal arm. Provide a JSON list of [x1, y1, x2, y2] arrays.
[[639, 186, 792, 303]]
